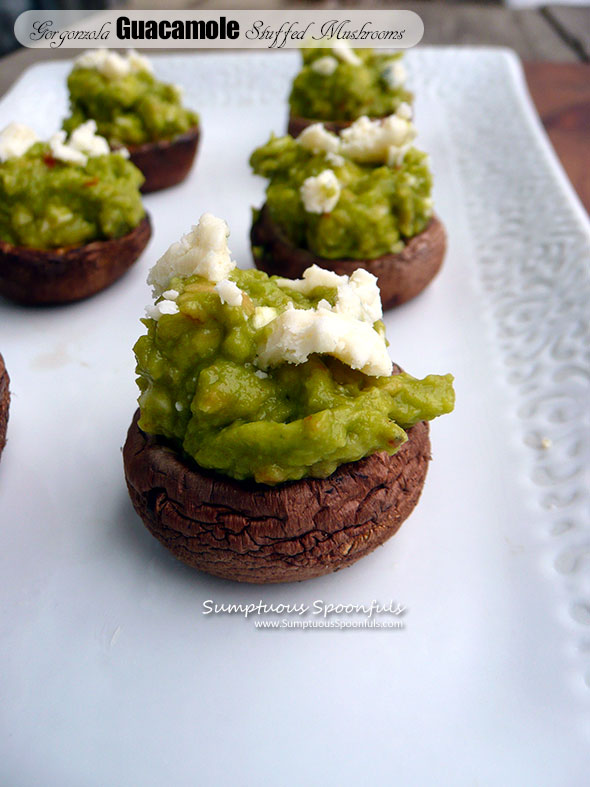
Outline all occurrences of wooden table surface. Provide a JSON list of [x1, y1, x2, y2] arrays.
[[0, 2, 588, 212], [524, 62, 590, 213]]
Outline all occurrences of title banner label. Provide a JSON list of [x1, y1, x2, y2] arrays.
[[14, 10, 424, 50]]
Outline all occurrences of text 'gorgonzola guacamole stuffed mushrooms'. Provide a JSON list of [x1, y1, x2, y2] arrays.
[[123, 214, 454, 583], [0, 122, 151, 305], [63, 49, 200, 193], [288, 44, 412, 137], [0, 354, 9, 463], [250, 107, 446, 310]]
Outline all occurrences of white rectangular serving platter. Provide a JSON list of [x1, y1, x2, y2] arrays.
[[0, 49, 589, 786]]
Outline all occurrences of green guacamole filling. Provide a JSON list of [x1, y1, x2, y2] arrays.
[[0, 143, 144, 249], [250, 134, 433, 260], [135, 268, 454, 485], [63, 68, 199, 147], [289, 49, 412, 122]]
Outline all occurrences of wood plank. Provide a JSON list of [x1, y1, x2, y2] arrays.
[[524, 62, 590, 213], [543, 6, 590, 61], [414, 4, 578, 60]]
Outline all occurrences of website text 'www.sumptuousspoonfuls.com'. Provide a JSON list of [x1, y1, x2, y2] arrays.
[[202, 599, 407, 631], [254, 618, 405, 631]]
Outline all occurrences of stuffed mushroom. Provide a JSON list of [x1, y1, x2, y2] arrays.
[[123, 214, 454, 583], [0, 121, 151, 305], [250, 109, 445, 309], [288, 44, 412, 137], [63, 49, 200, 193]]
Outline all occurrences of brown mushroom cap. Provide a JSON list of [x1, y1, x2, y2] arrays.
[[288, 115, 355, 138], [0, 353, 9, 461], [251, 205, 446, 310], [127, 126, 200, 194], [0, 214, 152, 306], [123, 409, 431, 584]]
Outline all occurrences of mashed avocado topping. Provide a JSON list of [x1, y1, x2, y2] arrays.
[[250, 109, 433, 260], [0, 121, 144, 249], [135, 214, 454, 485], [289, 46, 412, 122], [63, 49, 199, 147]]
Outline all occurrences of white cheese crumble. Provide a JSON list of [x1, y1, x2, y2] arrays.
[[340, 108, 416, 167], [297, 124, 340, 155], [69, 120, 110, 157], [48, 120, 111, 166], [257, 302, 391, 377], [251, 306, 278, 330], [161, 289, 179, 301], [0, 120, 117, 167], [254, 369, 269, 379], [215, 279, 243, 307], [145, 300, 180, 321], [382, 60, 407, 89], [396, 102, 413, 121], [296, 105, 416, 169], [148, 213, 236, 297], [74, 49, 153, 79], [127, 50, 153, 75], [333, 268, 384, 324], [275, 265, 383, 324], [311, 56, 338, 76], [300, 169, 341, 214], [0, 123, 39, 162], [276, 265, 342, 293], [325, 151, 345, 168], [48, 132, 86, 165], [158, 301, 179, 315], [331, 41, 361, 66]]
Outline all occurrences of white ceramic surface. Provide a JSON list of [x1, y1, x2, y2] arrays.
[[0, 49, 589, 786]]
